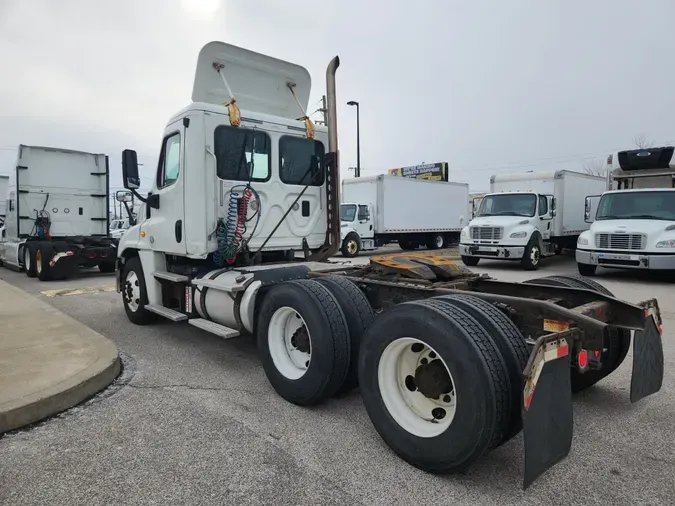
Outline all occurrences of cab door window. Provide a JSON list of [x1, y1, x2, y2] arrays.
[[157, 133, 181, 189], [538, 195, 548, 216]]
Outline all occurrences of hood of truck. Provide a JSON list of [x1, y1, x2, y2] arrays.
[[463, 215, 538, 244], [585, 219, 675, 251]]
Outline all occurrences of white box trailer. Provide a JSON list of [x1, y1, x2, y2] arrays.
[[0, 145, 118, 280], [459, 170, 607, 269], [339, 174, 470, 256]]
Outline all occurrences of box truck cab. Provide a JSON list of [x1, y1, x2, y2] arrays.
[[459, 170, 606, 270], [576, 146, 675, 275]]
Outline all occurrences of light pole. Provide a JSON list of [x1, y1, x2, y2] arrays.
[[347, 100, 360, 177]]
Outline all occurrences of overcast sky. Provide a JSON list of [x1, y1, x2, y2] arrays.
[[1, 0, 674, 195]]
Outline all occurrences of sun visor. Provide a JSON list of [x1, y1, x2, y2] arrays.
[[191, 41, 312, 120]]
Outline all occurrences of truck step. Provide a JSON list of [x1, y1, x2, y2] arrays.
[[153, 270, 190, 283], [145, 304, 188, 322], [188, 318, 240, 339]]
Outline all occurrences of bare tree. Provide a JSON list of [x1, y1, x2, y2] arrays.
[[633, 134, 654, 149], [582, 158, 607, 177]]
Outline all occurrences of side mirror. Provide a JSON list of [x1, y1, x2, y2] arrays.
[[584, 195, 602, 223], [549, 196, 557, 217], [122, 149, 141, 190], [116, 190, 133, 203]]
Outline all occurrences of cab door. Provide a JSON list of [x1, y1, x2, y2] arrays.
[[144, 121, 187, 255]]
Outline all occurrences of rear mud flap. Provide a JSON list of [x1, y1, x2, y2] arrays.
[[631, 314, 664, 403], [521, 333, 574, 490]]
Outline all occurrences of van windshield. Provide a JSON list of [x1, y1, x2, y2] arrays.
[[596, 191, 675, 221], [477, 193, 537, 217]]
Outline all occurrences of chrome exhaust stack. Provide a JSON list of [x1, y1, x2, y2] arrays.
[[310, 56, 341, 262]]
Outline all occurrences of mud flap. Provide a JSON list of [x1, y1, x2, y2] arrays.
[[630, 313, 664, 403], [521, 332, 574, 489]]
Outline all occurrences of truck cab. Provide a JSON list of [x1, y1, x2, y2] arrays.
[[460, 190, 556, 269], [576, 146, 675, 275], [339, 202, 374, 256]]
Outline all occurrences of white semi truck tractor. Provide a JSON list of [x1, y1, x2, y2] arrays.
[[459, 170, 606, 270], [115, 41, 665, 489], [577, 146, 675, 275]]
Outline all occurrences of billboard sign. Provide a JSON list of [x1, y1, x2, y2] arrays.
[[387, 162, 448, 181]]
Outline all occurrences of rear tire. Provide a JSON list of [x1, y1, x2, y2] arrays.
[[434, 294, 529, 443], [358, 299, 511, 473], [523, 275, 628, 392], [461, 255, 480, 267], [577, 262, 597, 276], [36, 241, 57, 281], [121, 256, 158, 325], [315, 275, 375, 394], [426, 233, 446, 250], [257, 280, 350, 406], [98, 261, 116, 273]]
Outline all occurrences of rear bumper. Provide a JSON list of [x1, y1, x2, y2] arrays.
[[459, 243, 524, 259], [576, 249, 675, 270]]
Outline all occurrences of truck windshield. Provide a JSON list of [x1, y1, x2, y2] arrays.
[[340, 204, 356, 222], [596, 191, 675, 221], [477, 193, 537, 217]]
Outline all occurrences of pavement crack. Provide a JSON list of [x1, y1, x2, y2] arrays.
[[127, 383, 264, 395]]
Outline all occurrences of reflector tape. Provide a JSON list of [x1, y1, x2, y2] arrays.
[[543, 319, 569, 333]]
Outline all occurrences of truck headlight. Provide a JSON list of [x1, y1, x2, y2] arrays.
[[510, 231, 527, 238], [656, 240, 675, 248], [578, 236, 589, 245]]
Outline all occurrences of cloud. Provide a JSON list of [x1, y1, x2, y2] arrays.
[[1, 0, 674, 196]]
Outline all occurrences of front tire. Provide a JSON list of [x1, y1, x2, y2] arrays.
[[257, 280, 350, 406], [461, 255, 480, 267], [521, 238, 541, 270], [121, 256, 157, 325], [577, 262, 597, 276], [341, 234, 361, 258]]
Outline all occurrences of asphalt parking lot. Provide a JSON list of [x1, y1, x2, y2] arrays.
[[1, 248, 674, 506]]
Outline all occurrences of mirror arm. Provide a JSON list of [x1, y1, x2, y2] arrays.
[[130, 188, 147, 204]]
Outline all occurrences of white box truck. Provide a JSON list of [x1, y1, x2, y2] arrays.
[[577, 146, 675, 275], [339, 175, 470, 257], [0, 145, 118, 280], [459, 170, 606, 269]]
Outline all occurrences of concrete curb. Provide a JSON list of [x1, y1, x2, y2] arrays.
[[0, 281, 121, 434]]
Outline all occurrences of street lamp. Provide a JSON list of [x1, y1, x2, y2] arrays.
[[347, 100, 360, 177]]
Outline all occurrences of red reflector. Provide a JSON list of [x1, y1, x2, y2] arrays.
[[578, 350, 588, 368], [594, 350, 600, 358]]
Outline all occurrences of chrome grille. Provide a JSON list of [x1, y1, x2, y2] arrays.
[[595, 233, 645, 250], [470, 226, 503, 241]]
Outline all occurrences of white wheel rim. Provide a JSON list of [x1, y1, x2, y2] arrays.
[[268, 306, 312, 380], [347, 240, 358, 254], [530, 245, 540, 265], [435, 235, 444, 248], [378, 337, 457, 438], [24, 247, 30, 271], [123, 271, 141, 312]]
